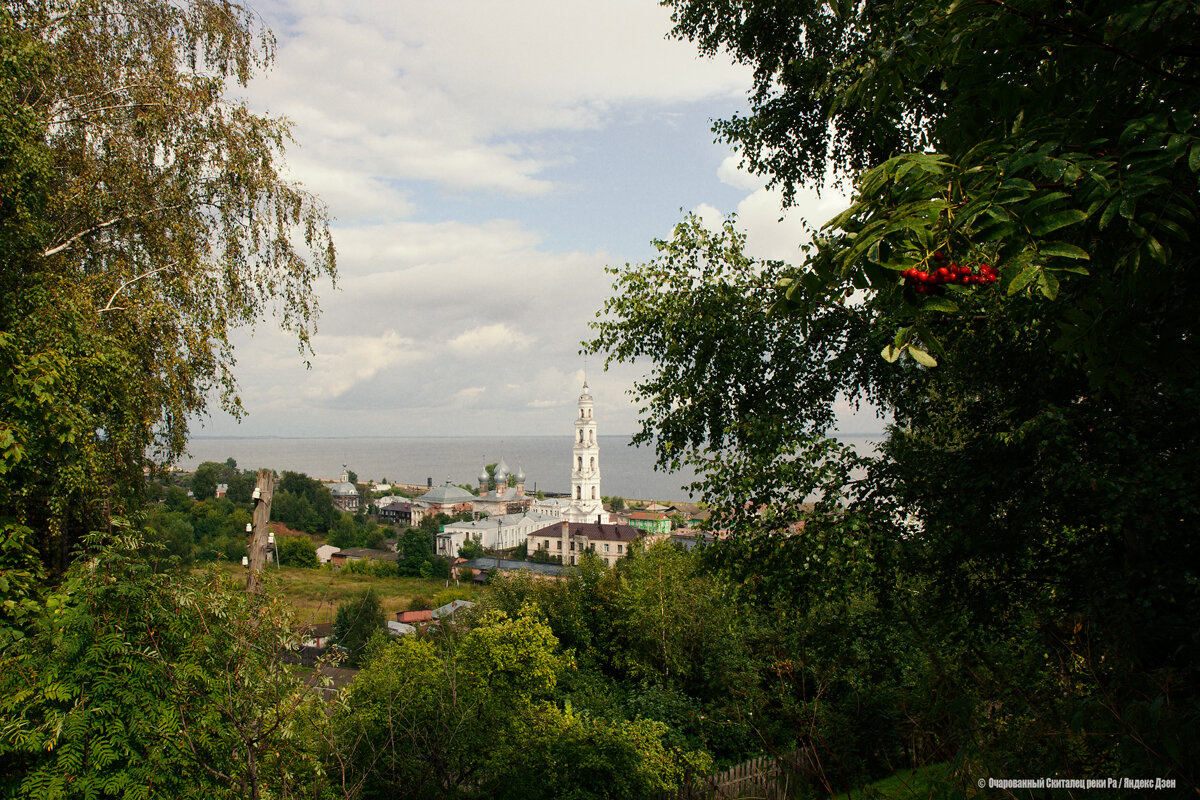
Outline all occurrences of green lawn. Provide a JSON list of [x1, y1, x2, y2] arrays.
[[202, 561, 482, 624]]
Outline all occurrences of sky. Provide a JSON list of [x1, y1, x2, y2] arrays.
[[199, 0, 883, 438]]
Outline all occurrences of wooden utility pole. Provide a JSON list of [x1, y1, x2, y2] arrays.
[[246, 468, 274, 593]]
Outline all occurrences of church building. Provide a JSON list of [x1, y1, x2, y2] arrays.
[[565, 381, 605, 524], [471, 458, 532, 516]]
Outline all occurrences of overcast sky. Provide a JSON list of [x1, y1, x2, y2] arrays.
[[200, 0, 882, 438]]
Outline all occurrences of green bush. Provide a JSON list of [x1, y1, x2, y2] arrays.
[[276, 535, 318, 568]]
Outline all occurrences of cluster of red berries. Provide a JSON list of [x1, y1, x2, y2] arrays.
[[901, 252, 998, 295]]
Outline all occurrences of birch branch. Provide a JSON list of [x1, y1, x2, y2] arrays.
[[99, 265, 173, 313]]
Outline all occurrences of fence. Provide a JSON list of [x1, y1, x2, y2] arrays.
[[662, 748, 814, 800]]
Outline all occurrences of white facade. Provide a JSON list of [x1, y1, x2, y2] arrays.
[[566, 381, 604, 523], [436, 512, 558, 558], [531, 496, 572, 519]]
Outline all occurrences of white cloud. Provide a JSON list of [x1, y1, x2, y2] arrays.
[[447, 324, 533, 357], [690, 202, 725, 233], [247, 0, 750, 205], [716, 155, 763, 191], [304, 330, 426, 398], [694, 157, 853, 264], [454, 386, 487, 405]]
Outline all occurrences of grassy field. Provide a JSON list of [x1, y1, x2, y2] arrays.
[[202, 561, 484, 624]]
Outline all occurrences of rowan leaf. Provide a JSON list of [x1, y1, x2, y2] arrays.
[[1029, 209, 1089, 236], [907, 346, 937, 368], [1039, 242, 1090, 260], [1007, 265, 1040, 295]]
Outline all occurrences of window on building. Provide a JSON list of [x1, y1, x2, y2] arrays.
[[592, 487, 597, 499], [617, 544, 623, 554], [589, 457, 595, 470], [604, 544, 610, 553], [556, 540, 561, 550]]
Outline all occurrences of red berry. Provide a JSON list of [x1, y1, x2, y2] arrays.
[[934, 250, 945, 261]]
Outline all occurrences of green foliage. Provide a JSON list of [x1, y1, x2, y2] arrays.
[[458, 537, 486, 560], [326, 607, 706, 799], [276, 534, 318, 568], [0, 1, 335, 578], [273, 472, 338, 534], [398, 527, 434, 577], [331, 588, 385, 668], [0, 530, 323, 798], [589, 0, 1200, 787]]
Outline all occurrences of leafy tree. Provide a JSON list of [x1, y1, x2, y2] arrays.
[[332, 589, 385, 668], [0, 531, 324, 797], [417, 511, 452, 533], [190, 461, 225, 501], [398, 527, 434, 577], [276, 534, 318, 568], [0, 1, 335, 579], [458, 538, 486, 560], [275, 472, 338, 533], [590, 0, 1200, 786]]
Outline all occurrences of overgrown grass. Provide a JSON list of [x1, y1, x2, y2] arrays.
[[202, 561, 483, 624], [834, 763, 951, 799]]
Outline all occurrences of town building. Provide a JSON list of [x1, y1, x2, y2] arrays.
[[378, 499, 416, 526], [436, 511, 558, 558], [414, 479, 475, 517], [471, 458, 532, 516], [627, 510, 671, 536], [328, 468, 360, 512], [530, 495, 573, 518], [527, 520, 644, 568], [329, 547, 398, 567]]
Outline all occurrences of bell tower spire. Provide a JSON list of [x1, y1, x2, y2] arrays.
[[568, 380, 603, 522]]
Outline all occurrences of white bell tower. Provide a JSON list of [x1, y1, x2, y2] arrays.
[[567, 381, 603, 522]]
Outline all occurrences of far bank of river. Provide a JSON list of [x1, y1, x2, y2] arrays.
[[178, 434, 883, 504]]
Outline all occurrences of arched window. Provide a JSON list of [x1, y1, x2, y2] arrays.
[[589, 457, 595, 470], [592, 486, 597, 499], [576, 486, 581, 499], [589, 430, 594, 444], [577, 456, 583, 470]]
